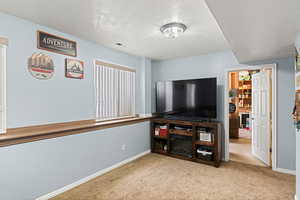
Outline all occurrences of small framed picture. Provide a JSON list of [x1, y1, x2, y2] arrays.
[[65, 58, 84, 79]]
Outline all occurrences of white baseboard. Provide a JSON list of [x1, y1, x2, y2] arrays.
[[273, 167, 296, 175], [36, 150, 151, 200], [223, 158, 295, 176], [295, 195, 297, 200], [222, 156, 229, 162]]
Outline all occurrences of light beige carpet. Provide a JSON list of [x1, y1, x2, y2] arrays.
[[230, 138, 266, 167], [52, 153, 295, 200]]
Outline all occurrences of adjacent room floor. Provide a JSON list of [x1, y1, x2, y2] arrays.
[[52, 153, 295, 200], [229, 138, 266, 167]]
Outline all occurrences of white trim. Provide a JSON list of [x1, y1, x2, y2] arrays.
[[35, 150, 151, 200], [272, 64, 278, 170], [224, 64, 277, 170], [94, 59, 135, 72], [273, 167, 296, 175], [224, 67, 229, 161], [0, 43, 7, 134], [295, 195, 298, 200]]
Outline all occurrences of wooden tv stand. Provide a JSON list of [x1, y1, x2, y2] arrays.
[[151, 118, 222, 167]]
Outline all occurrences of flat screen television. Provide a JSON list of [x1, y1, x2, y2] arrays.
[[156, 78, 217, 119]]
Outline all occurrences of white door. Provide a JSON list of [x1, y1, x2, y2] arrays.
[[251, 71, 271, 165]]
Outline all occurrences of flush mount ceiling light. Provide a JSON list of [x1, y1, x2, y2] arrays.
[[160, 22, 187, 39]]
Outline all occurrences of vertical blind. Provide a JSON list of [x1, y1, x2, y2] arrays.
[[95, 61, 135, 120]]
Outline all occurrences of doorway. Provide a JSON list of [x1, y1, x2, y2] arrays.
[[224, 64, 277, 169]]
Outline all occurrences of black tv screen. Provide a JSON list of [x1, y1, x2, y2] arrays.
[[156, 78, 217, 119]]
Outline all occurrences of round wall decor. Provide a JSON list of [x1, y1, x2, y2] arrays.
[[28, 53, 54, 80]]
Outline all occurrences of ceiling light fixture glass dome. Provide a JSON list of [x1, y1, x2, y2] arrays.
[[160, 22, 187, 39]]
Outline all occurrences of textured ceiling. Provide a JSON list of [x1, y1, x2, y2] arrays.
[[0, 0, 230, 60], [1, 0, 299, 62]]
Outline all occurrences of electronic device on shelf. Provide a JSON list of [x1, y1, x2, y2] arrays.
[[174, 126, 192, 132], [197, 128, 213, 143], [197, 147, 213, 161]]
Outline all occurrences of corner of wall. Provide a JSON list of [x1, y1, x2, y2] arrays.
[[145, 58, 152, 114], [139, 57, 152, 114]]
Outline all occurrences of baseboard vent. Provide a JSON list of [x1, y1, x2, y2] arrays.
[[36, 150, 150, 200]]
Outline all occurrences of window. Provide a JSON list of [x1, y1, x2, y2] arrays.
[[95, 60, 136, 121], [0, 37, 7, 133]]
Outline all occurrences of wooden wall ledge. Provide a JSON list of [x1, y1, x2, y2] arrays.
[[0, 116, 152, 147]]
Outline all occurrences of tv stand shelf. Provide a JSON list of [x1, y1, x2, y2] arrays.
[[151, 118, 221, 167], [169, 129, 192, 136]]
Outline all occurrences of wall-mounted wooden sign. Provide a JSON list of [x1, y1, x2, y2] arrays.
[[37, 31, 77, 57], [65, 58, 84, 79]]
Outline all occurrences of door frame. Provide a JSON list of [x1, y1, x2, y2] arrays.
[[224, 64, 277, 170], [0, 40, 7, 134]]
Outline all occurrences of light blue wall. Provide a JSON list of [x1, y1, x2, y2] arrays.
[[152, 51, 296, 171], [0, 12, 147, 128], [0, 12, 151, 200], [295, 32, 300, 198], [0, 122, 150, 200], [139, 57, 152, 114]]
